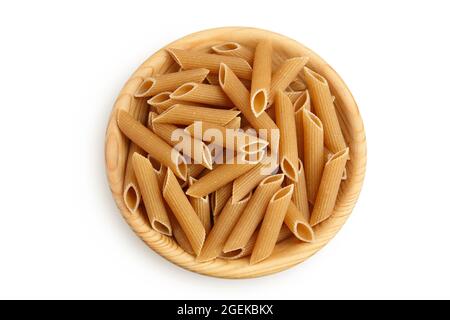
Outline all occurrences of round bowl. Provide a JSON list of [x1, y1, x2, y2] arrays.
[[105, 27, 367, 279]]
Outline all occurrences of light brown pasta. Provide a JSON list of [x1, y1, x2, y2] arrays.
[[169, 212, 194, 255], [211, 183, 232, 218], [250, 184, 294, 264], [225, 116, 241, 129], [287, 91, 304, 103], [250, 40, 272, 117], [310, 148, 349, 226], [294, 90, 311, 161], [153, 104, 240, 126], [219, 63, 279, 146], [188, 177, 211, 234], [197, 193, 252, 262], [134, 68, 209, 97], [167, 48, 253, 80], [207, 74, 252, 89], [292, 159, 311, 221], [170, 83, 233, 108], [147, 91, 181, 111], [132, 153, 172, 236], [117, 110, 187, 180], [269, 57, 309, 104], [275, 91, 299, 182], [211, 42, 254, 63], [304, 67, 346, 153], [162, 168, 206, 255], [289, 79, 307, 91], [223, 174, 284, 254], [302, 108, 324, 203], [284, 201, 314, 242], [187, 163, 205, 179]]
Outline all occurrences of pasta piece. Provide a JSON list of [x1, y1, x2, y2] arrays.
[[186, 153, 262, 198], [220, 225, 292, 260], [275, 91, 299, 182], [170, 83, 233, 108], [188, 177, 211, 234], [231, 156, 278, 203], [223, 174, 284, 254], [167, 48, 253, 80], [132, 153, 172, 235], [153, 104, 240, 126], [269, 57, 309, 104], [147, 92, 181, 111], [207, 74, 252, 89], [211, 183, 232, 218], [211, 42, 254, 63], [187, 164, 205, 179], [151, 122, 213, 169], [303, 109, 324, 203], [287, 91, 304, 103], [147, 156, 167, 187], [310, 148, 349, 226], [289, 79, 307, 91], [225, 116, 241, 129], [163, 169, 206, 255], [134, 68, 209, 98], [292, 159, 310, 221], [197, 193, 252, 262], [117, 110, 187, 180], [169, 212, 194, 255], [294, 90, 311, 161], [250, 40, 272, 117], [250, 184, 294, 264], [304, 67, 346, 153], [219, 63, 279, 146], [284, 201, 314, 242]]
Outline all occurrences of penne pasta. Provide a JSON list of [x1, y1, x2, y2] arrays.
[[292, 159, 310, 221], [223, 174, 284, 254], [197, 193, 252, 262], [162, 169, 206, 255], [304, 67, 346, 153], [132, 153, 172, 236], [207, 74, 252, 89], [211, 183, 232, 219], [287, 91, 304, 103], [269, 57, 309, 104], [188, 177, 211, 234], [284, 201, 314, 242], [310, 148, 349, 226], [250, 184, 294, 264], [147, 91, 181, 111], [302, 109, 324, 203], [293, 90, 311, 161], [167, 48, 253, 80], [169, 212, 194, 255], [117, 110, 187, 180], [187, 163, 205, 179], [153, 104, 240, 126], [135, 68, 209, 97], [225, 116, 241, 129], [147, 156, 167, 187], [219, 63, 279, 146], [289, 79, 307, 91], [170, 83, 233, 108], [211, 42, 254, 63], [275, 91, 299, 182], [250, 40, 272, 117]]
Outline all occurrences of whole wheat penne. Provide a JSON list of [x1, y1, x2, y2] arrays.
[[197, 193, 252, 262], [147, 92, 182, 111], [187, 164, 205, 179], [188, 177, 211, 234], [117, 110, 187, 180], [211, 183, 233, 219], [132, 153, 172, 236], [186, 153, 262, 198], [250, 184, 294, 264], [231, 157, 278, 203], [225, 116, 241, 129], [219, 63, 279, 146], [134, 68, 209, 98], [289, 79, 307, 91], [153, 104, 240, 126], [152, 122, 212, 169], [169, 211, 194, 255], [275, 91, 299, 182], [269, 57, 309, 104], [211, 42, 254, 63], [223, 174, 284, 254], [171, 83, 233, 108], [302, 109, 324, 203], [287, 91, 304, 103], [294, 91, 311, 161], [250, 40, 272, 117], [284, 201, 314, 242], [167, 48, 253, 80], [220, 225, 292, 260], [292, 159, 310, 221], [207, 74, 252, 89], [310, 148, 349, 226], [162, 169, 206, 255], [147, 156, 167, 187], [304, 67, 346, 153]]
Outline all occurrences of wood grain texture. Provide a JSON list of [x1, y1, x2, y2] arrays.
[[105, 27, 367, 279]]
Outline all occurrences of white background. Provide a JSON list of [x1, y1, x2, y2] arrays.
[[0, 0, 449, 300]]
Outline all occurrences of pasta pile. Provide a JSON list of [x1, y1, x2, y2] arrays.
[[116, 40, 349, 264]]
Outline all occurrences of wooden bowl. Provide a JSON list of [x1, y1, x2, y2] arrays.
[[105, 27, 367, 279]]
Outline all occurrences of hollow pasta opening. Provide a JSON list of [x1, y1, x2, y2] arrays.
[[214, 42, 239, 52], [305, 67, 327, 85], [153, 220, 171, 236], [124, 184, 139, 213], [136, 78, 155, 96], [295, 223, 314, 242], [221, 249, 243, 258], [171, 83, 196, 98], [251, 90, 267, 116], [149, 92, 171, 104], [261, 174, 284, 185], [304, 109, 323, 130], [293, 92, 308, 112], [281, 158, 298, 182], [273, 185, 293, 201], [218, 64, 227, 87]]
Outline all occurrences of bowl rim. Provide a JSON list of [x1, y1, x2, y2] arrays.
[[105, 27, 367, 279]]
